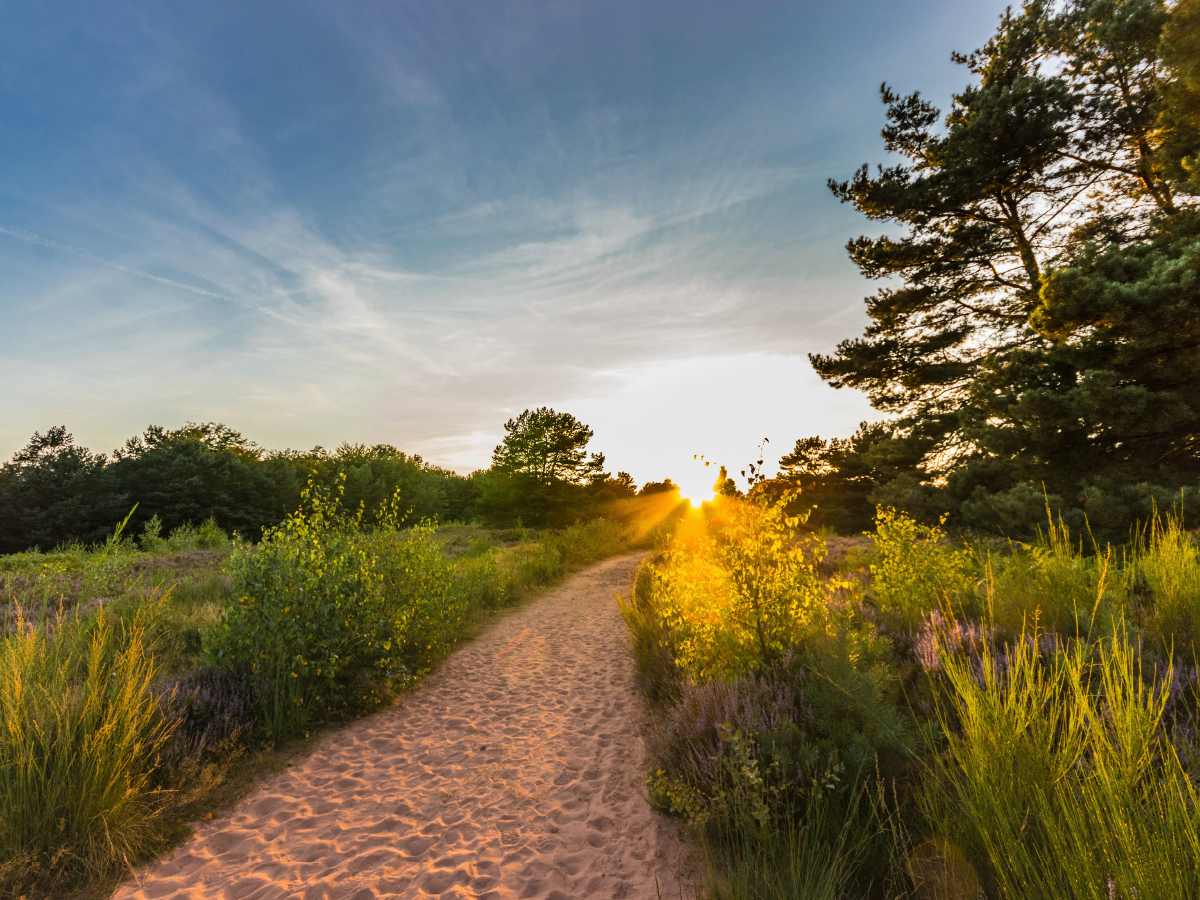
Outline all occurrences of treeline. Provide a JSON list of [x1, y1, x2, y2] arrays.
[[0, 410, 679, 554], [786, 0, 1200, 541]]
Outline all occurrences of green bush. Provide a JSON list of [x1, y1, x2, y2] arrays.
[[0, 598, 175, 894], [629, 498, 916, 856], [204, 483, 447, 739], [141, 515, 230, 554], [363, 524, 462, 675], [870, 507, 975, 628]]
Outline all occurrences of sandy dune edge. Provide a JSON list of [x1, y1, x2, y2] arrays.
[[115, 552, 693, 900]]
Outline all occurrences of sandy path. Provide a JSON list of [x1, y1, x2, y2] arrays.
[[116, 552, 692, 900]]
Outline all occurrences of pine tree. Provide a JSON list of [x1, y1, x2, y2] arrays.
[[813, 0, 1200, 534]]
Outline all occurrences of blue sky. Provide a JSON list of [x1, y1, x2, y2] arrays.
[[0, 0, 1006, 491]]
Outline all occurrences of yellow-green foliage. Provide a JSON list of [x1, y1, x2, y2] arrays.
[[870, 508, 975, 627], [925, 628, 1200, 900], [545, 517, 633, 567], [0, 599, 175, 893], [987, 515, 1124, 639], [1137, 512, 1200, 654], [204, 480, 458, 738], [205, 494, 638, 742], [643, 497, 826, 679], [449, 518, 636, 611]]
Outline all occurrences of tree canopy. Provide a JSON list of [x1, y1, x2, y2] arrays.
[[0, 412, 677, 549], [809, 0, 1200, 537], [0, 424, 481, 553], [490, 407, 606, 485]]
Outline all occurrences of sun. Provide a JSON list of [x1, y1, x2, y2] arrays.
[[678, 486, 715, 507], [676, 461, 717, 507]]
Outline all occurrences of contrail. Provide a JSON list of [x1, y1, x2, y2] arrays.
[[0, 224, 229, 300]]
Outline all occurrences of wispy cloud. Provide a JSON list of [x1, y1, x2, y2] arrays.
[[0, 0, 1002, 470], [0, 225, 228, 300]]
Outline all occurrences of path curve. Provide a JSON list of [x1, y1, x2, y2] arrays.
[[117, 552, 691, 900]]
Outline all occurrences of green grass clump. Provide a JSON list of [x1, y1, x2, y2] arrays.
[[702, 788, 866, 900], [925, 628, 1200, 900], [986, 516, 1125, 639], [0, 598, 175, 895], [1135, 512, 1200, 656]]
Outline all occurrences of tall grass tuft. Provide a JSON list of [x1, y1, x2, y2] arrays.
[[1136, 510, 1200, 655], [0, 597, 175, 894], [924, 625, 1200, 899], [987, 514, 1123, 639], [701, 785, 866, 900]]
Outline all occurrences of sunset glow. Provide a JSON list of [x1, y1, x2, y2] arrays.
[[675, 459, 719, 508]]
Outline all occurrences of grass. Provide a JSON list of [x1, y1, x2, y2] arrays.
[[0, 509, 652, 898], [622, 497, 1200, 900], [923, 627, 1200, 900], [0, 598, 174, 896], [701, 787, 867, 900]]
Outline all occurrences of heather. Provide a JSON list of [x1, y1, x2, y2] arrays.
[[624, 495, 1200, 899]]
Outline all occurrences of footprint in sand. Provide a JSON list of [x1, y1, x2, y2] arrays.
[[115, 552, 693, 900]]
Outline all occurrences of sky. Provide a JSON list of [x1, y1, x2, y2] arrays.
[[0, 0, 1008, 496]]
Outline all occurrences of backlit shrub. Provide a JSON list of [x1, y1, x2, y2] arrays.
[[870, 507, 974, 628]]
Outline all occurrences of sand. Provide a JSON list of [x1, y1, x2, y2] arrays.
[[115, 552, 693, 900]]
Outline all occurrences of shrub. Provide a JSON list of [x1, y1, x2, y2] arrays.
[[708, 499, 827, 667], [642, 497, 827, 680], [0, 598, 175, 894], [794, 608, 919, 779], [141, 515, 229, 554], [870, 507, 975, 628], [648, 668, 816, 827], [619, 557, 683, 707], [206, 484, 392, 737], [204, 481, 458, 740], [632, 498, 917, 840], [363, 523, 461, 675], [154, 667, 268, 788]]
